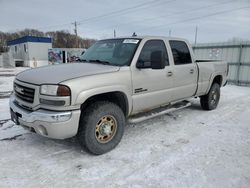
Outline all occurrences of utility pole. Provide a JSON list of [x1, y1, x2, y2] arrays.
[[114, 29, 116, 38], [72, 21, 80, 48], [194, 26, 198, 45], [169, 29, 171, 37]]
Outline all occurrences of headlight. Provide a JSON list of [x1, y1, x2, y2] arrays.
[[40, 85, 71, 96]]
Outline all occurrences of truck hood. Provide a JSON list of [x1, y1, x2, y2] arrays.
[[16, 63, 120, 85]]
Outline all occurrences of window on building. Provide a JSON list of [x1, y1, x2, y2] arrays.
[[15, 46, 17, 53], [24, 44, 27, 52], [169, 40, 192, 65]]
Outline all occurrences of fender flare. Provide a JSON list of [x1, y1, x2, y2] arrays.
[[75, 85, 132, 115], [205, 72, 223, 94]]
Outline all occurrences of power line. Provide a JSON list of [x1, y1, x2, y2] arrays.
[[142, 4, 250, 32], [77, 0, 172, 24], [105, 0, 235, 29], [34, 0, 165, 30], [35, 22, 72, 30], [34, 1, 250, 39], [77, 0, 246, 38], [77, 0, 238, 36], [35, 0, 174, 31]]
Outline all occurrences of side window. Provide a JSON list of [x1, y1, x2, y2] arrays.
[[138, 40, 169, 68], [24, 44, 27, 53], [169, 40, 192, 65]]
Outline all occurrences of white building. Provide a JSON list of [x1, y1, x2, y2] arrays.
[[7, 36, 52, 67]]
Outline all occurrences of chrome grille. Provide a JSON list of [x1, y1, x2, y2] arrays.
[[14, 83, 35, 103]]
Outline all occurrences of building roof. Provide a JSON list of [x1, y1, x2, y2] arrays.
[[7, 36, 52, 46]]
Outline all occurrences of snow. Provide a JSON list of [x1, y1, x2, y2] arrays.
[[0, 98, 11, 120], [0, 76, 15, 92], [0, 119, 28, 141], [0, 67, 29, 76], [0, 67, 29, 92], [0, 72, 250, 187]]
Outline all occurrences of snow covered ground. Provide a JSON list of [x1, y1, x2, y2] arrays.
[[0, 67, 29, 93], [0, 73, 250, 187]]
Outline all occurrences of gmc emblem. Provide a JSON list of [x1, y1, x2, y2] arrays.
[[15, 86, 24, 94]]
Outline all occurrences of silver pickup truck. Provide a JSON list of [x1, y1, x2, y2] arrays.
[[9, 36, 227, 154]]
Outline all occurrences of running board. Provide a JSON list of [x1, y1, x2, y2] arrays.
[[128, 100, 191, 124]]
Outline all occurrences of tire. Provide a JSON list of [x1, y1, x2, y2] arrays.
[[77, 101, 125, 155], [200, 83, 220, 110]]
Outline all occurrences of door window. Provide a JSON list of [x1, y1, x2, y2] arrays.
[[138, 40, 169, 68], [169, 40, 192, 65]]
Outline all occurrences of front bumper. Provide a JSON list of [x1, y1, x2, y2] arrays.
[[9, 94, 81, 139]]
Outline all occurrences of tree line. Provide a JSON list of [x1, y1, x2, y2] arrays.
[[0, 29, 96, 53]]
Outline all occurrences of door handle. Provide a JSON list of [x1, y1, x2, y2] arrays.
[[167, 71, 173, 77], [190, 69, 194, 74]]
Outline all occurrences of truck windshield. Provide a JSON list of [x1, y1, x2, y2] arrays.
[[80, 38, 141, 66]]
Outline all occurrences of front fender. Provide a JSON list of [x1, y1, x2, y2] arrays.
[[75, 85, 132, 114]]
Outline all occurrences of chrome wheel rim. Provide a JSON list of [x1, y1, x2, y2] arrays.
[[95, 115, 117, 143]]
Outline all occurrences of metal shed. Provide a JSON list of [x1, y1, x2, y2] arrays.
[[7, 36, 52, 67], [193, 41, 250, 86]]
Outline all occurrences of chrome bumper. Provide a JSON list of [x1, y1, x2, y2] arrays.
[[9, 95, 72, 123], [9, 94, 81, 139]]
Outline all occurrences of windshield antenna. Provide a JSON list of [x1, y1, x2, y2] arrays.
[[132, 32, 137, 37]]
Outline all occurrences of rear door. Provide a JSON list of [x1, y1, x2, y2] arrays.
[[131, 39, 173, 113], [169, 40, 198, 100]]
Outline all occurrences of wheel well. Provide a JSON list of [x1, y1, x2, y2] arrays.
[[80, 92, 129, 116], [212, 75, 222, 86]]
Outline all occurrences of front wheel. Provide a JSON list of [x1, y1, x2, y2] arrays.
[[200, 83, 220, 110], [77, 101, 125, 155]]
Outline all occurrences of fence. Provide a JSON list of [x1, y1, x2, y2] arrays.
[[0, 55, 2, 67], [193, 41, 250, 86], [0, 52, 15, 68]]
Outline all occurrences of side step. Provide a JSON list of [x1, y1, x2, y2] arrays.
[[128, 100, 191, 124]]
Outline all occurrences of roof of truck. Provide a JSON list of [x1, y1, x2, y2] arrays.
[[102, 35, 188, 42]]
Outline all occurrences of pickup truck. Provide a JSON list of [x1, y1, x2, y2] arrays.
[[9, 36, 228, 154]]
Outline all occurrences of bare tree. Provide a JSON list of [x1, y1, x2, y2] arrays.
[[0, 29, 96, 53]]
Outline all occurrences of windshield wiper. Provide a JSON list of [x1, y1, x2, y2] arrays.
[[88, 59, 111, 65]]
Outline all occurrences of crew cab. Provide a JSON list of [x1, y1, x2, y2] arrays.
[[9, 36, 228, 154]]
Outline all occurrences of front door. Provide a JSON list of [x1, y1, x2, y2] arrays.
[[131, 40, 173, 113]]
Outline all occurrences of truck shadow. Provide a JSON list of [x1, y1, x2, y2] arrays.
[[187, 102, 203, 111]]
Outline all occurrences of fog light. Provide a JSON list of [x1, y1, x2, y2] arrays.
[[51, 112, 72, 122], [40, 99, 65, 106]]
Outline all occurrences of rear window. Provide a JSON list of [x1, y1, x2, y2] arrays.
[[169, 40, 192, 65]]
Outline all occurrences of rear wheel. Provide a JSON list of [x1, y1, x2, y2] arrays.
[[200, 83, 220, 110], [77, 101, 125, 155]]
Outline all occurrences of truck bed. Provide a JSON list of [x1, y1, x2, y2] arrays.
[[195, 60, 227, 96]]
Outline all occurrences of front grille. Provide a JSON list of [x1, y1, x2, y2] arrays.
[[14, 99, 33, 111], [14, 83, 35, 103]]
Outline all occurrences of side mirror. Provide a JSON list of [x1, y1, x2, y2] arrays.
[[151, 51, 165, 69]]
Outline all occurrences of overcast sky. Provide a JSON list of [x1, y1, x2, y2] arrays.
[[0, 0, 250, 43]]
